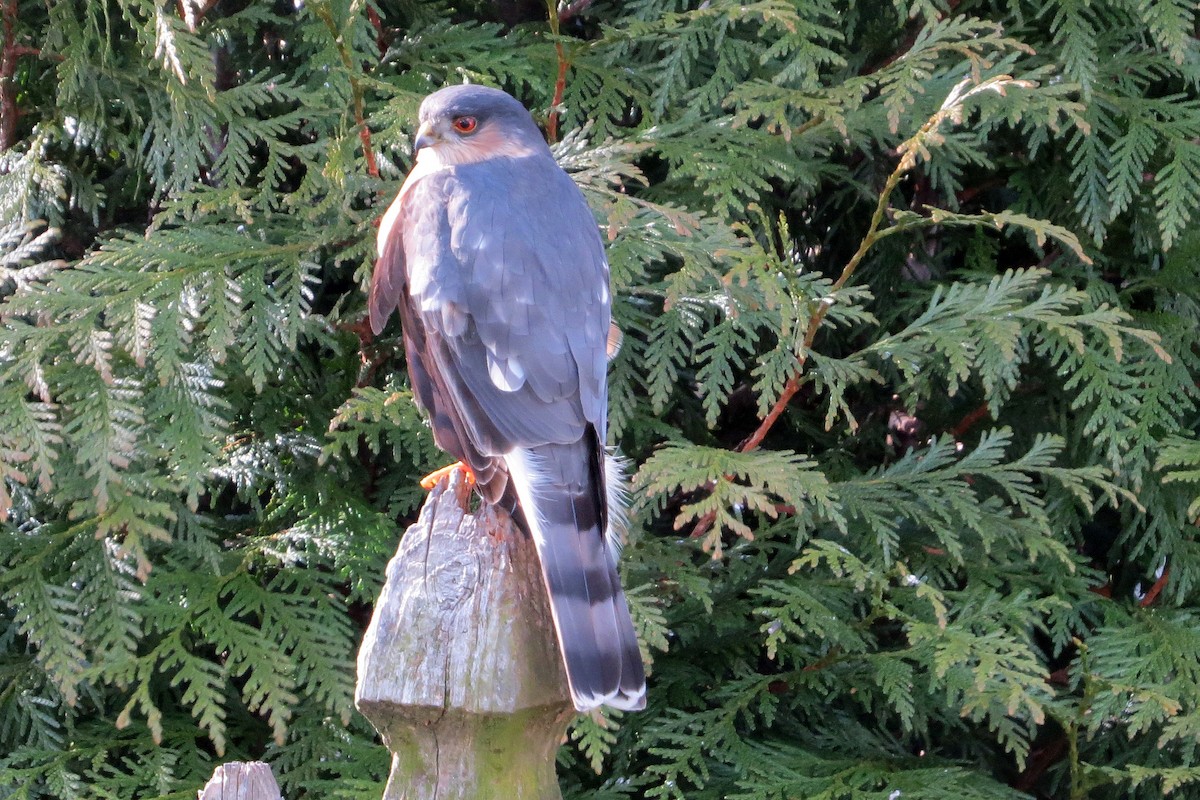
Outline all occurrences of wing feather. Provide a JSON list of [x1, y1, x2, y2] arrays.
[[402, 157, 610, 448]]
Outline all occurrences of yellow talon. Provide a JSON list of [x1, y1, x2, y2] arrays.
[[419, 461, 476, 490]]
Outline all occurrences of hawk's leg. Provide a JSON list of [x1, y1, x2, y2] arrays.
[[419, 461, 476, 490]]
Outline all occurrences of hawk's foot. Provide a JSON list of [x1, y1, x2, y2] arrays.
[[419, 461, 476, 490]]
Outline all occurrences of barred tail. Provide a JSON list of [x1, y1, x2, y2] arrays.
[[504, 437, 646, 712]]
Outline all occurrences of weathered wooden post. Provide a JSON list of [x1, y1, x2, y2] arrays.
[[355, 470, 576, 799], [198, 762, 282, 800]]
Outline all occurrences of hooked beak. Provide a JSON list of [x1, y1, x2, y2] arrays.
[[413, 121, 438, 153]]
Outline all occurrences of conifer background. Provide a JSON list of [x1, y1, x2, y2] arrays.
[[2, 1, 1199, 798]]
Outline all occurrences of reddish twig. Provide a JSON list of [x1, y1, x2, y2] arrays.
[[949, 402, 990, 439], [313, 2, 379, 180], [767, 648, 844, 696], [1139, 567, 1170, 608], [691, 144, 887, 540], [320, 4, 388, 389], [740, 378, 800, 454], [358, 116, 379, 179], [737, 240, 857, 454], [736, 72, 1000, 456], [543, 0, 571, 143], [366, 6, 386, 57], [689, 509, 717, 540], [546, 40, 569, 143], [1, 0, 19, 152], [955, 177, 1006, 206], [691, 81, 988, 545]]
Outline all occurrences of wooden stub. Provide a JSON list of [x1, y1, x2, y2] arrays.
[[197, 762, 282, 800], [355, 470, 574, 800]]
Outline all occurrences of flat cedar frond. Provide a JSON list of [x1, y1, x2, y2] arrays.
[[1157, 436, 1200, 521], [636, 445, 838, 556]]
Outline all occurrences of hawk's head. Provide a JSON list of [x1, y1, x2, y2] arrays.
[[413, 85, 549, 166]]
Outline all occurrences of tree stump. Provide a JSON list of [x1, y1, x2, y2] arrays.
[[355, 470, 575, 800], [198, 762, 282, 800]]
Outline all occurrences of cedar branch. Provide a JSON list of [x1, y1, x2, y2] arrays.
[[313, 0, 379, 179], [693, 76, 1027, 544], [737, 75, 1025, 455], [735, 125, 909, 455], [544, 1, 570, 143]]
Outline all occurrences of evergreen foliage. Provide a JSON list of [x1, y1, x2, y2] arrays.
[[1, 1, 1198, 798]]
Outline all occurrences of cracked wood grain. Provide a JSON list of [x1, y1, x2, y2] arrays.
[[198, 762, 283, 800], [355, 470, 574, 799]]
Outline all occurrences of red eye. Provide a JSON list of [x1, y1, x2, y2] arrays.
[[452, 116, 478, 134]]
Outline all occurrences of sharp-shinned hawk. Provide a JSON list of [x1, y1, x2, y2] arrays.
[[369, 84, 646, 712]]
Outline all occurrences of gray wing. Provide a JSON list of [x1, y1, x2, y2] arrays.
[[369, 168, 515, 499], [405, 156, 610, 450]]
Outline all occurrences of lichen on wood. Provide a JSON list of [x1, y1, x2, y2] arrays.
[[355, 470, 574, 800]]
